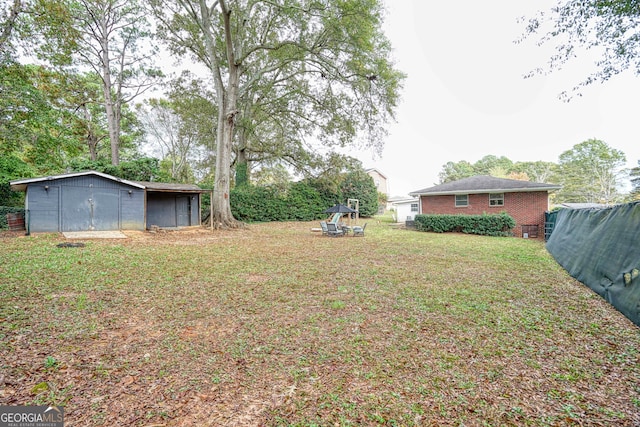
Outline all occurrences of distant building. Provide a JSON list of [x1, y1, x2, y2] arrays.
[[366, 168, 388, 195], [389, 196, 419, 222]]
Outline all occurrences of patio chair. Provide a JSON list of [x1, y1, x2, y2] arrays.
[[320, 221, 329, 235], [326, 222, 344, 237], [352, 223, 367, 237]]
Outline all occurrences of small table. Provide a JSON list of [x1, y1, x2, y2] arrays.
[[340, 225, 352, 235]]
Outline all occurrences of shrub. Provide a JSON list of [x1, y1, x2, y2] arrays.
[[230, 182, 328, 223], [414, 212, 515, 237], [0, 155, 34, 207], [229, 168, 380, 223]]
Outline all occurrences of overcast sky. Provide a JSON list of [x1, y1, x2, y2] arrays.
[[357, 0, 640, 197]]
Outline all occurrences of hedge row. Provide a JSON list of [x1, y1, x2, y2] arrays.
[[0, 206, 26, 230], [230, 182, 331, 222], [414, 212, 515, 237]]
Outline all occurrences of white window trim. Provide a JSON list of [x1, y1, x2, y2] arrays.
[[455, 194, 468, 207], [489, 193, 504, 207]]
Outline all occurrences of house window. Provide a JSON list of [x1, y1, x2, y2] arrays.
[[489, 193, 504, 206], [410, 203, 418, 212], [455, 195, 468, 207]]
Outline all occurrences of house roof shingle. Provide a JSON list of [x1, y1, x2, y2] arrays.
[[409, 175, 561, 196]]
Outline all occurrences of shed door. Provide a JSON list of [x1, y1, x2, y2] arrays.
[[61, 187, 119, 231], [176, 196, 191, 226]]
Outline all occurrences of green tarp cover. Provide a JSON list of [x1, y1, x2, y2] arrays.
[[546, 202, 640, 327]]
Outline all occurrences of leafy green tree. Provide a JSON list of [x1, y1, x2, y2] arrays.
[[3, 0, 80, 68], [34, 0, 162, 165], [67, 157, 169, 182], [474, 155, 514, 176], [341, 169, 378, 217], [520, 1, 640, 98], [377, 191, 388, 210], [62, 72, 110, 161], [0, 154, 34, 206], [555, 139, 627, 204], [0, 62, 84, 172], [138, 98, 200, 183], [439, 156, 516, 183], [112, 157, 169, 182], [630, 160, 640, 201], [252, 164, 292, 191], [0, 0, 22, 57], [165, 73, 218, 181], [438, 160, 475, 183], [151, 0, 404, 228], [511, 161, 557, 183]]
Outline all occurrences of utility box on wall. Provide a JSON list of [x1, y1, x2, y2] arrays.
[[521, 225, 539, 239]]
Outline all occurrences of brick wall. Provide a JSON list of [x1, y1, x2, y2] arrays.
[[420, 191, 550, 238]]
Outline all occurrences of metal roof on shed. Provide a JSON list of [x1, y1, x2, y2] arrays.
[[134, 181, 209, 193], [10, 171, 145, 192], [10, 171, 208, 193]]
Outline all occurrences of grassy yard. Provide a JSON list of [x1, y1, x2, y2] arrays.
[[1, 222, 639, 426]]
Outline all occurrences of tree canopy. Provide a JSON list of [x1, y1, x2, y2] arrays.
[[521, 0, 640, 98], [2, 0, 405, 225], [150, 0, 405, 227], [60, 0, 161, 165], [556, 138, 627, 204], [438, 155, 557, 185], [437, 141, 633, 205]]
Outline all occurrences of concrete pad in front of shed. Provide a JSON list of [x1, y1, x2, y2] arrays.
[[63, 231, 127, 239]]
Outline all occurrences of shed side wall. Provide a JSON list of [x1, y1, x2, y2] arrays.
[[26, 175, 145, 232], [147, 193, 177, 228], [120, 190, 145, 230], [26, 185, 60, 232]]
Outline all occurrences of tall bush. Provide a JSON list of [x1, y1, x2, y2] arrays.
[[230, 181, 328, 222], [229, 168, 381, 223], [340, 170, 378, 216]]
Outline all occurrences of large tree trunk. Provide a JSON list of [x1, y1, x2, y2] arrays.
[[80, 103, 99, 161], [103, 69, 119, 165], [97, 8, 119, 165], [206, 0, 240, 228], [210, 104, 237, 228], [87, 132, 99, 161], [235, 139, 249, 187]]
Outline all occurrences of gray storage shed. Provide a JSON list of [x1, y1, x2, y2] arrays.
[[10, 171, 208, 233]]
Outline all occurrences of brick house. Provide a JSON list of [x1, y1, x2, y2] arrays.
[[409, 175, 561, 238]]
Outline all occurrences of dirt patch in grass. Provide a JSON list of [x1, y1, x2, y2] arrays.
[[1, 222, 639, 426]]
